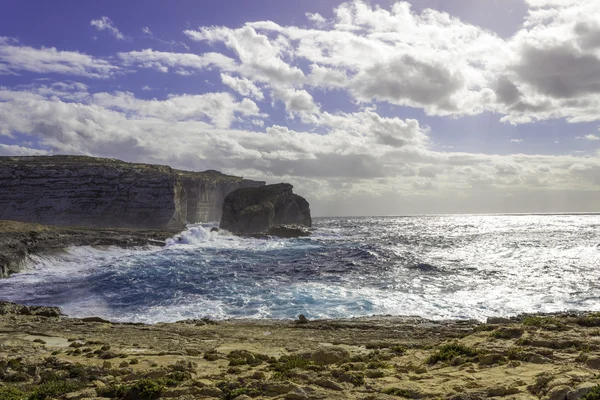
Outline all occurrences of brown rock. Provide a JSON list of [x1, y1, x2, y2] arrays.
[[585, 357, 600, 369], [198, 386, 223, 397], [486, 317, 515, 324], [315, 379, 344, 391], [547, 386, 571, 400], [310, 347, 350, 365]]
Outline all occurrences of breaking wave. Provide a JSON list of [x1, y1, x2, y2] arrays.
[[0, 215, 599, 323]]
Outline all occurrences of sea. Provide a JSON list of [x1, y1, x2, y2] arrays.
[[0, 214, 599, 324]]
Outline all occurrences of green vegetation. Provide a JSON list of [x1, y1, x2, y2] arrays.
[[0, 385, 26, 400], [427, 343, 479, 365], [522, 316, 565, 330], [216, 381, 262, 400], [28, 379, 85, 400], [97, 378, 166, 399], [203, 350, 220, 361], [575, 314, 600, 328], [527, 373, 553, 396], [491, 327, 524, 339], [582, 385, 600, 400], [383, 387, 414, 398]]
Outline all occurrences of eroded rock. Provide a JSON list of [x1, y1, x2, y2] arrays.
[[220, 183, 311, 235]]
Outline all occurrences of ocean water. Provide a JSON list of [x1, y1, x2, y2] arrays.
[[0, 215, 599, 323]]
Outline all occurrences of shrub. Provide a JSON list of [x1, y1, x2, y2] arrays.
[[427, 343, 479, 365], [491, 327, 524, 339], [522, 316, 564, 330], [123, 378, 165, 400], [28, 379, 85, 400], [383, 387, 413, 398], [582, 385, 600, 400], [0, 385, 25, 400]]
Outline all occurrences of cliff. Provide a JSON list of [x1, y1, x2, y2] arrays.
[[0, 156, 264, 230], [220, 183, 312, 234]]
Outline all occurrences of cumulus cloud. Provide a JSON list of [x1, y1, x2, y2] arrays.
[[1, 1, 600, 214], [118, 49, 237, 74], [0, 39, 117, 78], [1, 83, 599, 214], [90, 16, 125, 40], [221, 74, 264, 100]]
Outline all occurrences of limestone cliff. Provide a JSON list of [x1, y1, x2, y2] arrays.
[[0, 156, 264, 229], [220, 183, 311, 234]]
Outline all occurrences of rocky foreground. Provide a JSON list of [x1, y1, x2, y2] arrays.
[[0, 221, 174, 277], [1, 304, 600, 400]]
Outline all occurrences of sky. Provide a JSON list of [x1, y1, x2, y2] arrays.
[[1, 0, 600, 216]]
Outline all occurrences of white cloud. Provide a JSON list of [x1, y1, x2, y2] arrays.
[[1, 85, 599, 213], [90, 16, 125, 40], [0, 143, 49, 156], [118, 49, 237, 74], [271, 87, 320, 116], [185, 25, 306, 85], [306, 13, 327, 28], [0, 39, 117, 78], [511, 139, 524, 143], [221, 74, 264, 100], [142, 26, 153, 37], [576, 134, 600, 141]]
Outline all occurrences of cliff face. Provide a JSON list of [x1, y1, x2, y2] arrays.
[[220, 183, 312, 234], [0, 156, 264, 230]]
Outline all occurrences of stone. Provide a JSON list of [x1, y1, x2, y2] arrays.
[[486, 317, 516, 324], [220, 183, 311, 235], [197, 386, 223, 397], [102, 361, 112, 369], [163, 386, 202, 398], [567, 382, 598, 400], [81, 317, 111, 323], [487, 386, 520, 397], [478, 353, 506, 366], [264, 381, 299, 396], [19, 305, 32, 315], [547, 386, 571, 400], [0, 155, 264, 230], [63, 389, 98, 400], [266, 225, 311, 238], [315, 379, 344, 391], [310, 347, 350, 365], [585, 357, 600, 369], [285, 387, 310, 400], [31, 306, 61, 317], [297, 314, 309, 324], [119, 361, 129, 368]]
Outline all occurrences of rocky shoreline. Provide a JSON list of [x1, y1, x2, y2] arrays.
[[0, 220, 175, 278], [0, 302, 600, 400]]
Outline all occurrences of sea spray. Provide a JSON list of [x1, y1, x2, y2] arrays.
[[0, 215, 598, 323]]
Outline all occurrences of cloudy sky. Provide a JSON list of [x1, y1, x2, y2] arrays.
[[1, 0, 600, 216]]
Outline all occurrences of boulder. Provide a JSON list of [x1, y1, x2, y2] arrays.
[[220, 183, 311, 235]]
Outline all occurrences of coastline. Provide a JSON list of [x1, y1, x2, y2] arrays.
[[0, 220, 176, 278], [1, 302, 599, 399]]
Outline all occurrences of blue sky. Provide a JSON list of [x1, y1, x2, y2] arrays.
[[1, 0, 600, 215]]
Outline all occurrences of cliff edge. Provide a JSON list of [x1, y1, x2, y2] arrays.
[[0, 156, 265, 230]]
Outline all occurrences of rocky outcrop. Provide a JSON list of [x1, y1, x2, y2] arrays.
[[219, 183, 311, 235], [0, 220, 175, 278], [0, 156, 264, 230]]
